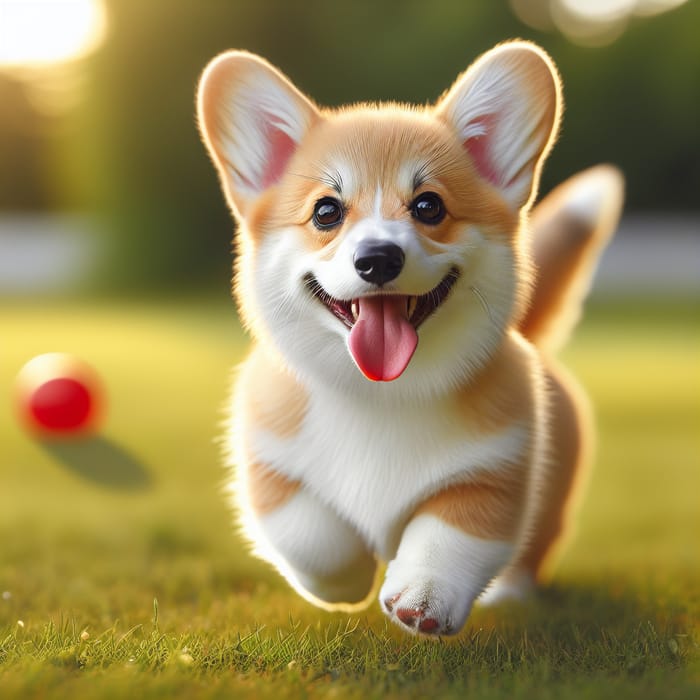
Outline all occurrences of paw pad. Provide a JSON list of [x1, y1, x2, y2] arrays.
[[382, 594, 451, 636]]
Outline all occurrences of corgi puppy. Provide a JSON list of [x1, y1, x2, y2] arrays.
[[197, 41, 624, 636]]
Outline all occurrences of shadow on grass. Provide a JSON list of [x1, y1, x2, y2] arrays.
[[462, 580, 691, 672], [41, 436, 153, 491], [474, 582, 664, 629]]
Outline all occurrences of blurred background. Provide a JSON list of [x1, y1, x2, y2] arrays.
[[0, 0, 698, 296]]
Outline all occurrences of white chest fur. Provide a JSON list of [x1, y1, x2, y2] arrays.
[[246, 381, 528, 560]]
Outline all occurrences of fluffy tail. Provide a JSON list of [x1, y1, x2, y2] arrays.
[[520, 165, 625, 353]]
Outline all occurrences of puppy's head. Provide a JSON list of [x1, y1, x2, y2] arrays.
[[198, 42, 561, 396]]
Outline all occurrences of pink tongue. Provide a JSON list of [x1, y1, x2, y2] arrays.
[[348, 296, 419, 381]]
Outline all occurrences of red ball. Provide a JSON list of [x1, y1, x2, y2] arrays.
[[15, 353, 103, 437]]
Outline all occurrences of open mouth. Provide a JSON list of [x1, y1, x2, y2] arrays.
[[303, 267, 460, 382], [303, 266, 461, 331]]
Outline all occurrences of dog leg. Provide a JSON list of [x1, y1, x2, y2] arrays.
[[380, 471, 526, 635], [243, 463, 376, 607], [479, 362, 591, 604]]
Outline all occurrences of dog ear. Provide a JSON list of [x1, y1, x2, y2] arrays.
[[436, 41, 562, 210], [198, 51, 319, 216]]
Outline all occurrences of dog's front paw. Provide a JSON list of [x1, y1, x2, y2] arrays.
[[379, 563, 474, 636], [379, 514, 515, 636]]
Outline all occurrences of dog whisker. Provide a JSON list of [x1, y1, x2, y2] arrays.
[[470, 285, 496, 327]]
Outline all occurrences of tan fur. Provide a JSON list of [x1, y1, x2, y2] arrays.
[[514, 361, 593, 578], [234, 352, 307, 517], [238, 110, 519, 248], [415, 466, 528, 540], [418, 332, 538, 545], [246, 460, 301, 515], [431, 344, 592, 578], [237, 349, 308, 440], [520, 165, 624, 353], [452, 331, 537, 435]]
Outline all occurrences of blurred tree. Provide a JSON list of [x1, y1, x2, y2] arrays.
[[0, 76, 52, 210], [3, 0, 698, 289]]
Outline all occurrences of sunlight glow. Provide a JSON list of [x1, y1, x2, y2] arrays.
[[0, 0, 107, 68], [560, 0, 637, 22], [510, 0, 689, 46]]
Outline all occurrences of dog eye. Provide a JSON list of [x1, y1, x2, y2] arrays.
[[312, 197, 344, 230], [411, 192, 445, 225]]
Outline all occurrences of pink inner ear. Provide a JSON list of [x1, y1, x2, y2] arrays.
[[261, 122, 297, 189], [464, 115, 501, 187]]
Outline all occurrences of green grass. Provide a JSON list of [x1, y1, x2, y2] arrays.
[[1, 296, 698, 698]]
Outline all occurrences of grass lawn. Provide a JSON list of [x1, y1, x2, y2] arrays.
[[0, 296, 698, 698]]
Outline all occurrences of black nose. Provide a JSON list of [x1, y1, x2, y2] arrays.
[[353, 241, 405, 286]]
